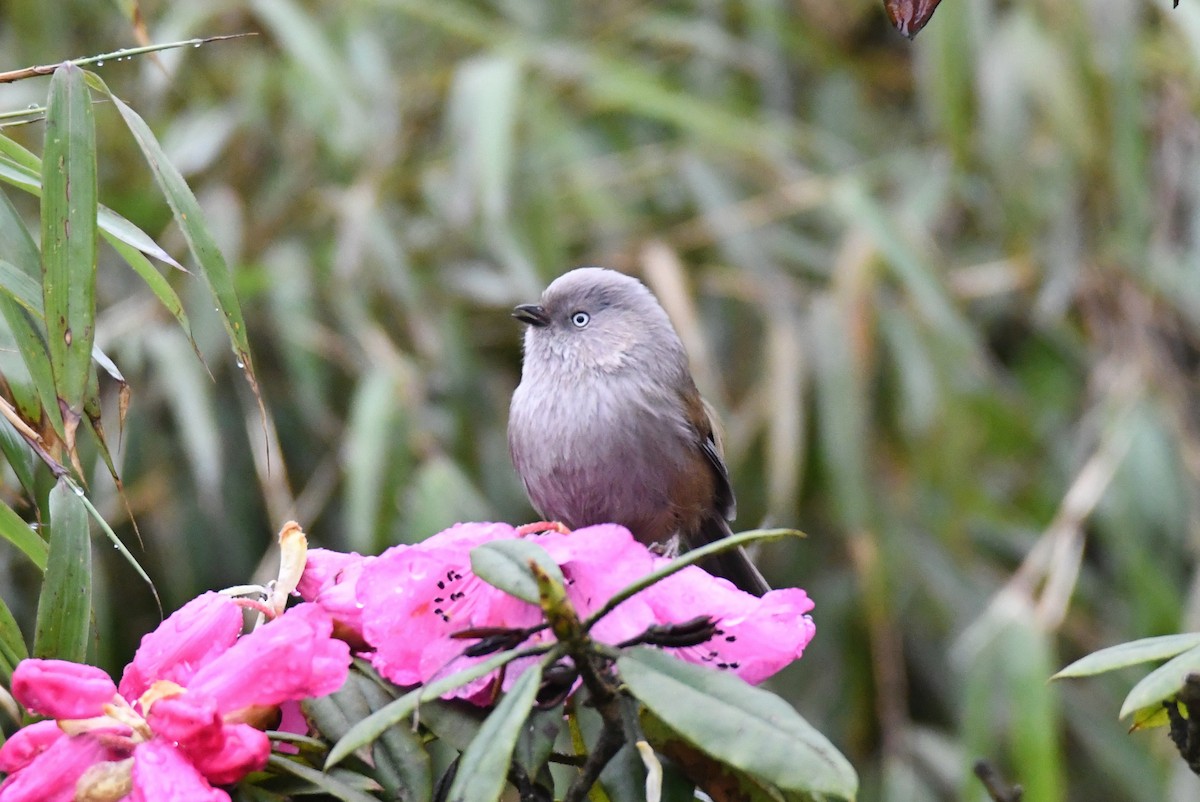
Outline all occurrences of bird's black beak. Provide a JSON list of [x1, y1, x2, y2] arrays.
[[512, 304, 551, 327]]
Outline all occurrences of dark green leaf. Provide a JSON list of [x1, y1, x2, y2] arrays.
[[447, 662, 542, 802], [0, 193, 61, 434], [419, 698, 487, 752], [264, 755, 381, 802], [0, 592, 28, 684], [0, 416, 35, 497], [33, 478, 90, 661], [641, 708, 799, 802], [471, 539, 563, 604], [618, 647, 857, 800], [514, 702, 563, 780], [40, 62, 98, 452], [326, 646, 545, 769], [0, 498, 46, 570]]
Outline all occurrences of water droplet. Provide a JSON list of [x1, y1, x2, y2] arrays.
[[96, 60, 105, 66], [193, 42, 202, 48], [73, 485, 85, 497], [26, 103, 38, 110], [235, 360, 244, 369]]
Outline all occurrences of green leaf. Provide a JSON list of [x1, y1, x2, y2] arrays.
[[1120, 643, 1200, 719], [1053, 634, 1200, 679], [446, 662, 542, 802], [0, 416, 35, 497], [0, 190, 59, 438], [1129, 704, 1171, 732], [513, 702, 563, 781], [618, 647, 857, 801], [0, 133, 184, 271], [326, 645, 548, 769], [264, 755, 381, 802], [84, 73, 262, 405], [0, 499, 46, 570], [0, 593, 28, 684], [105, 235, 200, 357], [641, 708, 804, 802], [40, 62, 98, 453], [33, 478, 91, 661], [418, 699, 486, 752], [305, 668, 433, 802], [471, 539, 563, 604]]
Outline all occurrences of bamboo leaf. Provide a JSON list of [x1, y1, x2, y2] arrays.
[[84, 73, 263, 409], [32, 478, 91, 661], [40, 62, 97, 456], [0, 498, 46, 570]]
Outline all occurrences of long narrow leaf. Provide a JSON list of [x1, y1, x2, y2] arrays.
[[85, 74, 263, 405], [0, 194, 61, 433], [40, 62, 97, 453], [0, 498, 47, 570], [326, 645, 550, 769], [0, 593, 28, 683], [447, 664, 543, 802], [32, 478, 91, 661]]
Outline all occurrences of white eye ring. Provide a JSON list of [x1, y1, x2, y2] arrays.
[[570, 311, 590, 328]]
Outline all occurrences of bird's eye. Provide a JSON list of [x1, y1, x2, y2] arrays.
[[570, 311, 590, 328]]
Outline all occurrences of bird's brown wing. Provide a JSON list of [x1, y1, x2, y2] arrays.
[[685, 392, 770, 595], [696, 397, 736, 520]]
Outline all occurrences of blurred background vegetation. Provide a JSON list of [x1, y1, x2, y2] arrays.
[[2, 0, 1200, 799]]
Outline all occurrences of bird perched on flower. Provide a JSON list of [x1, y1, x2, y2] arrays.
[[507, 267, 769, 595]]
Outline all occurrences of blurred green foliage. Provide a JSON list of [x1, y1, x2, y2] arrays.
[[2, 0, 1200, 799]]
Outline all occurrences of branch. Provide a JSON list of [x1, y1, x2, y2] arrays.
[[973, 759, 1023, 802], [0, 34, 256, 85]]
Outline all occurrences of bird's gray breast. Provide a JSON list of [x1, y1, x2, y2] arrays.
[[509, 371, 690, 535]]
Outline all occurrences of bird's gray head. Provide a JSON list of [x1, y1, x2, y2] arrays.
[[513, 267, 685, 376]]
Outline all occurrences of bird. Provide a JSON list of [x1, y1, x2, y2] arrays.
[[507, 267, 770, 596]]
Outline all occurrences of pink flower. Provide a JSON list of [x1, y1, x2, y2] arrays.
[[0, 594, 351, 802], [330, 521, 815, 703]]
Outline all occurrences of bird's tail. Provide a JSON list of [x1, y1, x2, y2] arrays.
[[695, 516, 771, 596]]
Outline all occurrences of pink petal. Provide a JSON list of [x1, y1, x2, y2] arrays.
[[358, 536, 540, 700], [300, 550, 374, 646], [273, 700, 307, 754], [186, 723, 270, 786], [119, 592, 243, 701], [536, 525, 661, 644], [0, 733, 110, 802], [11, 659, 117, 720], [146, 694, 224, 755], [296, 548, 367, 600], [187, 603, 350, 713], [643, 566, 816, 684], [130, 741, 229, 802], [0, 720, 63, 774]]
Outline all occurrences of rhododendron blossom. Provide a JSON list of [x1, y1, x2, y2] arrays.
[[299, 522, 816, 702], [0, 593, 351, 802]]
